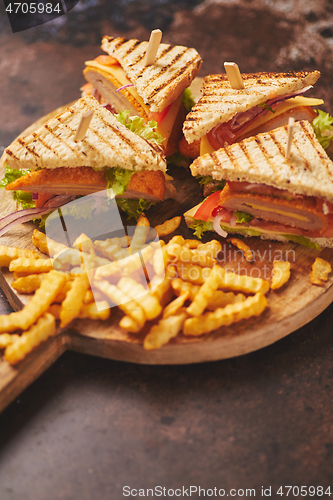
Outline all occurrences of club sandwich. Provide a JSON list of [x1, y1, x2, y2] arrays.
[[185, 120, 333, 249], [83, 35, 202, 157], [182, 70, 323, 158], [1, 95, 168, 225]]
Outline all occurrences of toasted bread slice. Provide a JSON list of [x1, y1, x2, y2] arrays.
[[183, 71, 320, 143], [190, 120, 333, 202], [2, 95, 166, 173], [101, 36, 202, 113]]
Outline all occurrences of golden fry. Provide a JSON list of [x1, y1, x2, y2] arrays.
[[183, 293, 267, 336], [5, 313, 56, 364], [215, 267, 270, 294], [131, 214, 150, 253], [163, 292, 189, 319], [152, 245, 169, 276], [171, 278, 245, 309], [0, 270, 67, 333], [271, 260, 291, 290], [0, 245, 38, 268], [9, 257, 53, 274], [183, 239, 201, 249], [11, 273, 48, 294], [32, 229, 68, 257], [176, 262, 211, 285], [60, 272, 91, 327], [154, 216, 181, 237], [186, 265, 220, 317], [73, 233, 95, 256], [94, 280, 146, 328], [0, 333, 21, 349], [310, 257, 332, 285], [117, 277, 162, 320], [144, 310, 188, 350], [227, 238, 254, 262], [119, 315, 142, 333], [79, 301, 111, 321], [167, 243, 215, 268]]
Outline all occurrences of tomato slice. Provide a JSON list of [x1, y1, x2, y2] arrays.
[[148, 104, 172, 125], [194, 190, 223, 221], [34, 193, 55, 208], [94, 55, 120, 66]]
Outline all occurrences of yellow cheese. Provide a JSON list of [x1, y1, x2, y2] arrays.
[[157, 93, 183, 147], [239, 96, 324, 136], [200, 134, 215, 156], [85, 60, 150, 116], [244, 203, 308, 222]]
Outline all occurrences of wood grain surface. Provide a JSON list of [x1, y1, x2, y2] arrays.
[[1, 95, 333, 413]]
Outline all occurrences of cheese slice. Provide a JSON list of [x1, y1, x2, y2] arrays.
[[158, 93, 183, 147], [200, 96, 324, 156], [85, 60, 150, 116]]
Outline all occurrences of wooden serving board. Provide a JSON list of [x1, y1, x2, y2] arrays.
[[1, 97, 333, 413]]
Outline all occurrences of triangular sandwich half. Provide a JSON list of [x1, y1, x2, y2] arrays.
[[181, 70, 323, 158], [83, 35, 202, 157], [2, 95, 168, 219], [185, 120, 333, 249]]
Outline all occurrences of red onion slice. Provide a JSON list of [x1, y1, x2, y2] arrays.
[[213, 213, 228, 238], [116, 84, 134, 92]]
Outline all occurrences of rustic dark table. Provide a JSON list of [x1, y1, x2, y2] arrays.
[[0, 1, 333, 499]]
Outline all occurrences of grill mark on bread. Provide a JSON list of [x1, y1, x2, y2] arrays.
[[4, 148, 19, 161], [269, 129, 287, 158], [17, 137, 41, 160]]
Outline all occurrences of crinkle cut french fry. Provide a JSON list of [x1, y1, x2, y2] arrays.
[[0, 333, 21, 349], [131, 214, 150, 253], [73, 233, 96, 256], [183, 293, 267, 336], [271, 260, 291, 290], [172, 278, 246, 309], [310, 257, 332, 285], [154, 216, 181, 237], [93, 240, 131, 261], [227, 238, 254, 262], [162, 292, 189, 319], [153, 245, 169, 276], [79, 301, 111, 321], [117, 277, 162, 320], [216, 267, 270, 294], [119, 315, 142, 333], [184, 239, 200, 249], [11, 273, 48, 294], [93, 280, 146, 328], [167, 243, 215, 268], [9, 257, 54, 274], [176, 262, 211, 285], [0, 270, 67, 333], [0, 245, 38, 268], [32, 229, 68, 257], [186, 265, 220, 317], [60, 272, 91, 328], [5, 313, 56, 365], [144, 310, 188, 350]]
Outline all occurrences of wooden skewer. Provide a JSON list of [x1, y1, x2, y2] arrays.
[[224, 62, 245, 90], [144, 29, 162, 66], [286, 117, 295, 159], [74, 110, 94, 142]]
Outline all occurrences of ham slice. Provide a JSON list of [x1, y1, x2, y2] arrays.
[[219, 183, 328, 232]]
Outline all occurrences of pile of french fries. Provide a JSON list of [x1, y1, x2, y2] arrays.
[[0, 213, 331, 364]]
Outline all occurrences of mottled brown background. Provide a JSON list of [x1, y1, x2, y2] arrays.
[[0, 1, 333, 499]]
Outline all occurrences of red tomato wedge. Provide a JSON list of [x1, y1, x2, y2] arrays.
[[34, 193, 55, 208], [94, 55, 120, 66], [148, 104, 172, 125], [194, 190, 223, 221]]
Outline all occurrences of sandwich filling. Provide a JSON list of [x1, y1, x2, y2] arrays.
[[189, 182, 333, 244]]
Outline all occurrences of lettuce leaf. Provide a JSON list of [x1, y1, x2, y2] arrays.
[[281, 234, 321, 250], [116, 198, 153, 220], [195, 175, 226, 193], [0, 165, 34, 209], [312, 110, 333, 149], [182, 88, 195, 112], [234, 211, 254, 224], [104, 167, 134, 197], [189, 220, 214, 239], [115, 110, 163, 144]]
